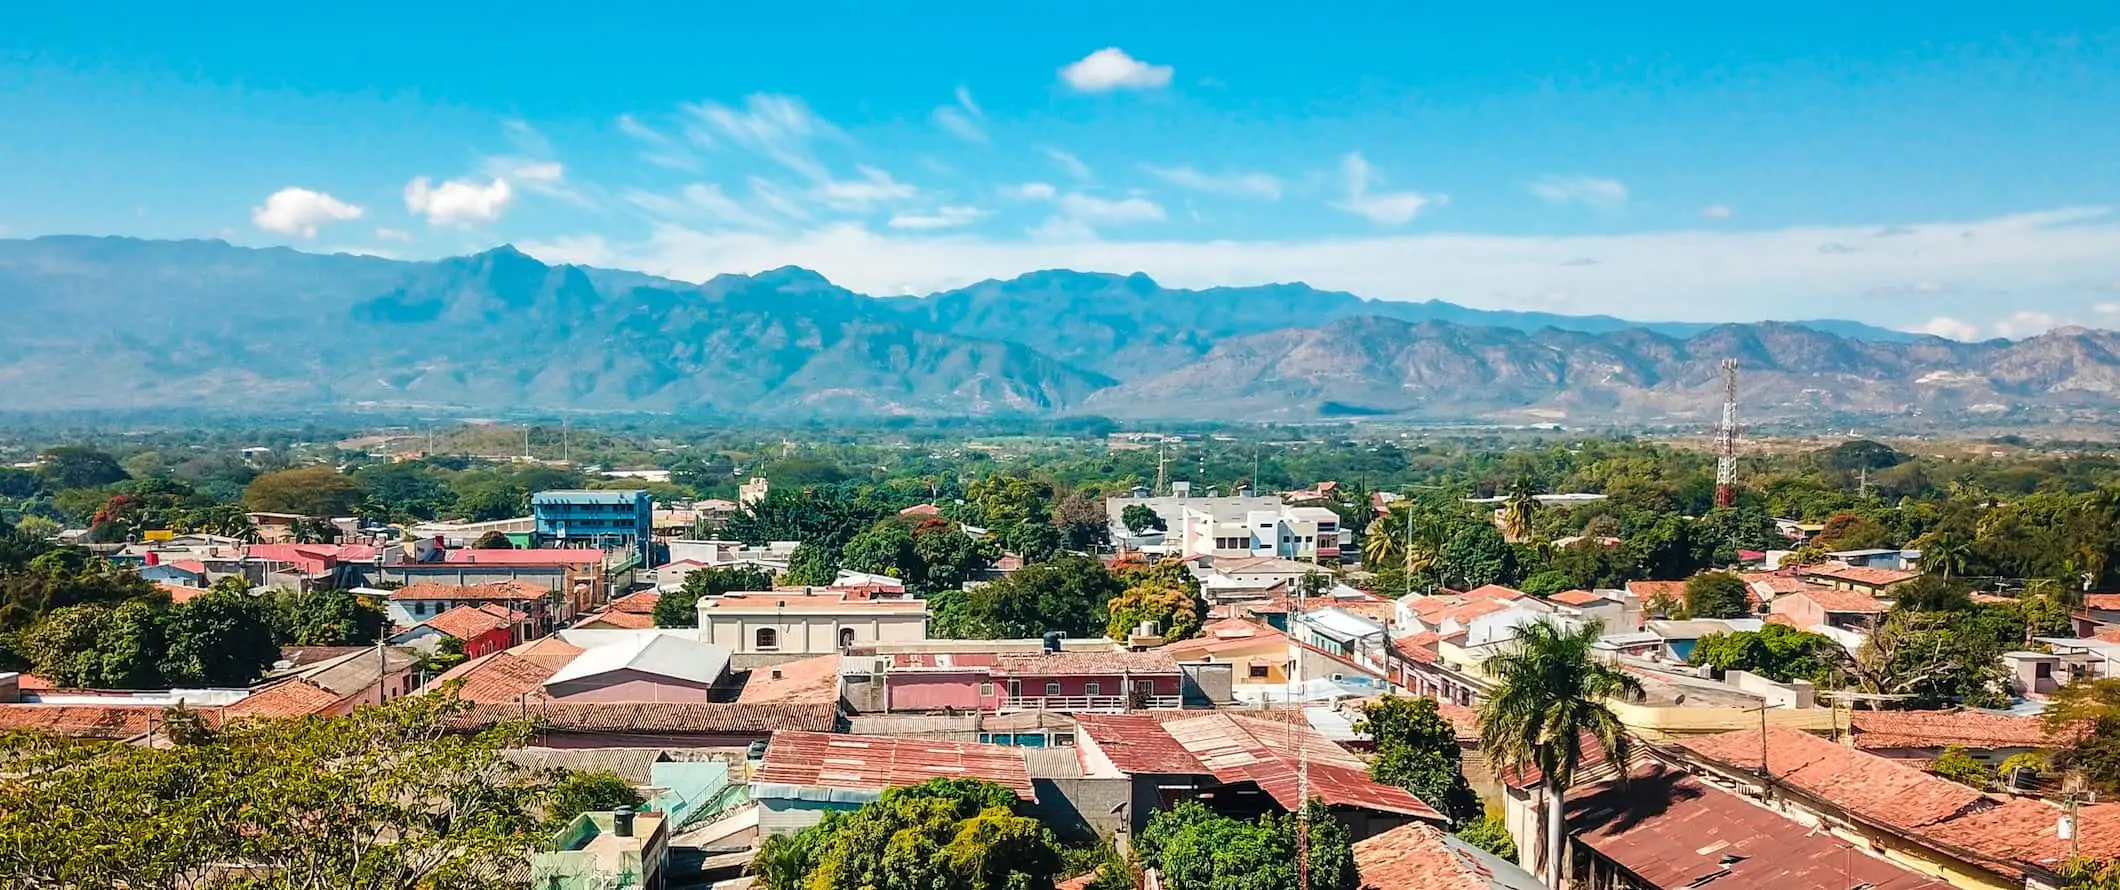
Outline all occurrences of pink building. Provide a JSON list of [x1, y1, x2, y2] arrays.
[[846, 649, 1184, 713]]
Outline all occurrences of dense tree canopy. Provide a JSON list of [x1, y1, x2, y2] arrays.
[[242, 465, 365, 517], [751, 778, 1062, 890], [942, 554, 1122, 640], [1357, 695, 1481, 826], [1136, 800, 1357, 890], [656, 565, 777, 627]]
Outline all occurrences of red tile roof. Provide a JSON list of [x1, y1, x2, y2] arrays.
[[736, 653, 844, 705], [168, 560, 208, 575], [1568, 765, 1954, 890], [576, 609, 656, 629], [1802, 563, 1919, 588], [1353, 823, 1542, 890], [754, 731, 1036, 800], [609, 590, 661, 614], [224, 679, 343, 720], [1850, 709, 2077, 751], [1781, 587, 1892, 613], [1923, 798, 2120, 879], [1547, 589, 1607, 606], [1463, 584, 1526, 601], [421, 605, 514, 641], [1676, 725, 1986, 831], [1159, 713, 1444, 820], [156, 582, 206, 604], [1740, 572, 1816, 595], [430, 653, 556, 703], [0, 705, 165, 738], [511, 637, 586, 671], [389, 580, 551, 602], [2085, 593, 2120, 611], [451, 701, 835, 734], [990, 650, 1180, 676], [2096, 626, 2120, 643], [1624, 580, 1687, 602]]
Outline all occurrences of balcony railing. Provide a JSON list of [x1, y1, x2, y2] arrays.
[[998, 694, 1182, 712]]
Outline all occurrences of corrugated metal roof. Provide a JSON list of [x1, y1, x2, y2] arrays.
[[544, 633, 731, 689], [751, 731, 1036, 801], [1155, 713, 1444, 820], [1353, 823, 1544, 890], [1568, 765, 1954, 890]]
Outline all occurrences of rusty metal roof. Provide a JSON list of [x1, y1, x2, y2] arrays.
[[1075, 713, 1210, 774], [1568, 765, 1954, 890], [752, 730, 1036, 801], [1161, 713, 1444, 820]]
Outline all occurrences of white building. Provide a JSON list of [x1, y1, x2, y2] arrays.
[[697, 589, 927, 655], [1107, 495, 1342, 561]]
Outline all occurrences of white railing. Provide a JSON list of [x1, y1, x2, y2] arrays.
[[998, 694, 1182, 712]]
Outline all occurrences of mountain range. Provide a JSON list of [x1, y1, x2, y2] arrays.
[[1, 235, 2116, 425]]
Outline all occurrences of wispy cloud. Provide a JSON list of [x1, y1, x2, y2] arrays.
[[1142, 164, 1281, 200], [251, 187, 363, 238], [1700, 204, 1734, 220], [1043, 147, 1094, 182], [681, 93, 840, 181], [889, 206, 989, 230], [1529, 175, 1628, 208], [1060, 47, 1175, 92], [1056, 193, 1165, 226], [1331, 152, 1441, 226], [811, 166, 917, 211], [931, 85, 987, 144], [616, 114, 701, 172]]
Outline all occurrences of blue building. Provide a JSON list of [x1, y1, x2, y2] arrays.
[[531, 489, 653, 565]]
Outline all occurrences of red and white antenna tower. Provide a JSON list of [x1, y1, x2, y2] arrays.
[[1714, 359, 1740, 508]]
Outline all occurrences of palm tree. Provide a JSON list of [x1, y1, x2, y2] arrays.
[[1501, 480, 1540, 543], [1478, 619, 1644, 888], [1918, 528, 1971, 581], [1362, 507, 1406, 568]]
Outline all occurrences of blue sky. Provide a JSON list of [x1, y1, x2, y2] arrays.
[[3, 2, 2118, 338]]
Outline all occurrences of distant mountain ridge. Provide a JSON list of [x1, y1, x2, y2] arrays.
[[0, 235, 2109, 424]]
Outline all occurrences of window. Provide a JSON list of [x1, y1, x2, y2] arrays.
[[1248, 664, 1270, 679], [839, 627, 856, 649], [1054, 733, 1077, 747], [979, 682, 995, 697], [1134, 680, 1155, 694], [755, 628, 779, 650], [1044, 681, 1062, 696], [1084, 682, 1102, 696], [1008, 679, 1022, 699]]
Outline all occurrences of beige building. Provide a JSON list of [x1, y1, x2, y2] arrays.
[[697, 589, 927, 654]]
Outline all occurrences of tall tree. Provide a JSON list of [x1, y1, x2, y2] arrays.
[[782, 543, 841, 587], [160, 589, 281, 686], [1501, 479, 1540, 543], [656, 565, 776, 627], [1357, 695, 1482, 826], [1478, 619, 1644, 888], [1682, 571, 1751, 619], [243, 465, 365, 517], [35, 446, 128, 490], [1136, 800, 1357, 890]]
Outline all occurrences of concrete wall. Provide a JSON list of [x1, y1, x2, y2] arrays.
[[700, 612, 927, 655], [378, 565, 569, 589], [1029, 777, 1135, 844], [887, 671, 984, 711]]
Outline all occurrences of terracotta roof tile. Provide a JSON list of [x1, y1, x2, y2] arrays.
[[0, 705, 162, 739], [1157, 713, 1443, 820], [1801, 564, 1919, 587], [1924, 798, 2120, 878], [1782, 587, 1892, 613], [609, 590, 661, 614], [1463, 584, 1527, 601], [431, 653, 556, 703], [1625, 580, 1688, 601], [1677, 725, 1985, 831], [1850, 709, 2077, 751], [990, 650, 1180, 676], [576, 609, 656, 629], [1547, 589, 1608, 606], [452, 701, 835, 734], [736, 653, 844, 705], [1567, 765, 1953, 890], [2085, 593, 2120, 610], [389, 580, 551, 602], [511, 637, 586, 671], [421, 605, 514, 641], [1353, 823, 1543, 890], [224, 679, 343, 720]]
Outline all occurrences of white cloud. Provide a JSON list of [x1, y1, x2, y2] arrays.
[[931, 85, 987, 144], [517, 206, 2120, 330], [1060, 47, 1174, 92], [1529, 175, 1628, 208], [1013, 182, 1058, 200], [1912, 316, 1983, 341], [1043, 148, 1094, 182], [1142, 164, 1281, 200], [404, 176, 514, 226], [626, 182, 781, 231], [250, 187, 364, 238], [1056, 193, 1166, 226], [811, 166, 917, 211], [617, 114, 700, 171], [888, 206, 989, 230], [1331, 152, 1440, 226], [682, 93, 839, 181], [375, 227, 413, 243], [1700, 204, 1734, 220], [1990, 310, 2063, 339], [748, 177, 813, 222]]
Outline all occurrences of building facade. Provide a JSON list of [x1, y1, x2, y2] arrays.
[[1107, 495, 1342, 561], [696, 590, 928, 655], [532, 489, 654, 565]]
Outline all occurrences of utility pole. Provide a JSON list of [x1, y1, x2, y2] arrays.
[[1155, 439, 1170, 496]]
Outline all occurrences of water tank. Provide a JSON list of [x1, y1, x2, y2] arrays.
[[1042, 631, 1064, 654]]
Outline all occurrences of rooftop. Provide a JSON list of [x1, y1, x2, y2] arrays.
[[441, 548, 605, 566], [1547, 589, 1609, 607], [421, 604, 514, 641], [752, 731, 1036, 801], [1083, 711, 1444, 820], [431, 652, 556, 703], [1567, 765, 1953, 890], [390, 580, 552, 602], [608, 591, 661, 614], [1800, 563, 1919, 588], [294, 646, 421, 697], [734, 653, 844, 704], [1779, 586, 1893, 613], [1352, 823, 1544, 890], [1850, 708, 2077, 751], [544, 633, 731, 690], [990, 650, 1181, 676], [700, 590, 927, 615], [223, 678, 343, 720], [1675, 725, 1986, 831], [451, 701, 835, 735]]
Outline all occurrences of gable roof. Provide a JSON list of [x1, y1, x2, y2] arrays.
[[1157, 713, 1444, 820], [1849, 709, 2077, 751], [544, 633, 731, 689], [576, 609, 656, 629], [1780, 587, 1892, 613], [421, 605, 514, 641], [608, 590, 661, 614], [1676, 725, 1987, 831], [1547, 589, 1609, 607], [1353, 823, 1544, 890], [990, 650, 1180, 676], [1801, 563, 1919, 587], [224, 679, 343, 720], [1567, 765, 1953, 890], [389, 580, 551, 602], [736, 653, 844, 705], [1624, 580, 1687, 601], [451, 701, 834, 734], [430, 653, 557, 703]]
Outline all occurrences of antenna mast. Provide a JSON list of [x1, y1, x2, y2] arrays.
[[1155, 438, 1170, 496], [1714, 359, 1740, 508]]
